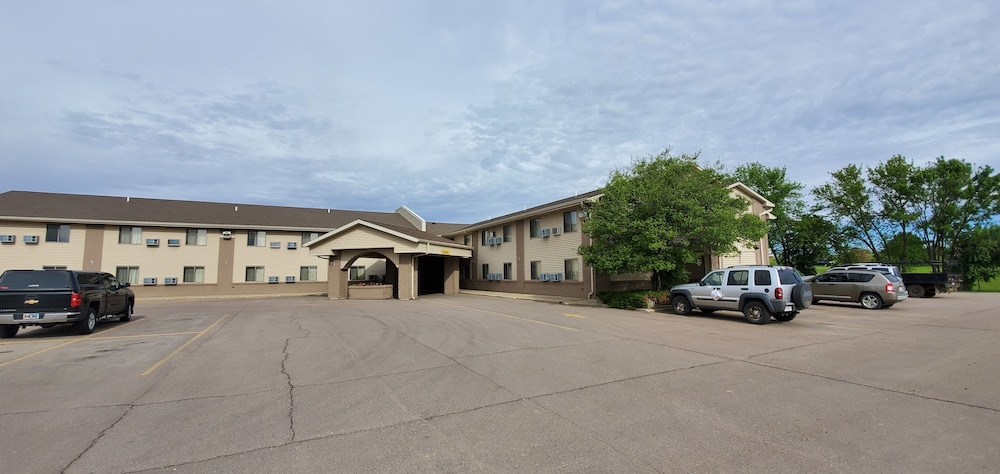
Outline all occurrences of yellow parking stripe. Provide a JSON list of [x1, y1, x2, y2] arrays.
[[142, 313, 231, 376], [564, 313, 586, 319]]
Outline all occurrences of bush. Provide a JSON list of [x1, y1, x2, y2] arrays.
[[597, 290, 669, 309]]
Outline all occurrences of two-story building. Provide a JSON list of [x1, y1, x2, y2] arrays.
[[0, 184, 773, 301]]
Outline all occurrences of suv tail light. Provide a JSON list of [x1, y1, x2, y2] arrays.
[[775, 287, 783, 300], [885, 283, 895, 293], [69, 292, 82, 308]]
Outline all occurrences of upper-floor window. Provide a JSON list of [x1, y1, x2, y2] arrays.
[[481, 230, 493, 245], [119, 226, 142, 244], [248, 230, 266, 247], [45, 224, 70, 242], [563, 211, 579, 232], [529, 219, 542, 238], [186, 229, 207, 246], [463, 235, 471, 246], [302, 232, 320, 244], [503, 225, 513, 242]]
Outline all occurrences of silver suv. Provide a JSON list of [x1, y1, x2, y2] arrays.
[[669, 265, 812, 324]]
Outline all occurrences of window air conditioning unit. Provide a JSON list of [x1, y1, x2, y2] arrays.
[[268, 276, 280, 283], [143, 277, 157, 286], [0, 234, 14, 243], [287, 242, 298, 249], [221, 231, 233, 239], [538, 228, 550, 238], [270, 241, 281, 249], [164, 277, 178, 285], [551, 227, 561, 235], [285, 276, 296, 283], [167, 239, 181, 247], [552, 273, 563, 281], [146, 238, 160, 246], [540, 273, 551, 281], [23, 235, 40, 244]]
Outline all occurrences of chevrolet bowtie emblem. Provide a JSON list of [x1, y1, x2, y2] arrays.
[[25, 299, 39, 305]]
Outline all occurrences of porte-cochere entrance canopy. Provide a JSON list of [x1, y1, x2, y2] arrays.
[[305, 219, 472, 300]]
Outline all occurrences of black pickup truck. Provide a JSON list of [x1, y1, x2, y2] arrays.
[[0, 270, 135, 338]]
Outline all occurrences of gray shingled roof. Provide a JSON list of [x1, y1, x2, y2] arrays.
[[450, 189, 602, 234], [0, 190, 416, 231]]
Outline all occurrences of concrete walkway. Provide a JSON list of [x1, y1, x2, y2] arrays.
[[458, 289, 605, 306]]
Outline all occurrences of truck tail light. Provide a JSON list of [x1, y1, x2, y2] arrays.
[[885, 283, 895, 293], [69, 292, 82, 308], [775, 287, 783, 300]]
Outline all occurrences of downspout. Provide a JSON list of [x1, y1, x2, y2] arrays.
[[588, 265, 596, 300]]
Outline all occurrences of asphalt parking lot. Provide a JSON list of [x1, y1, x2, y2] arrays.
[[1, 291, 998, 473]]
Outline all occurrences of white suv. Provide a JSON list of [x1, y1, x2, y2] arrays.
[[669, 265, 812, 324]]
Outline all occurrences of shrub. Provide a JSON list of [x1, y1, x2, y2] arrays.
[[597, 290, 669, 309]]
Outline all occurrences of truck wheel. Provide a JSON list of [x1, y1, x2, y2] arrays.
[[671, 295, 693, 315], [75, 308, 97, 335], [1, 325, 18, 338], [774, 312, 797, 322], [743, 301, 771, 324], [907, 284, 925, 298], [860, 292, 883, 310], [119, 303, 133, 322]]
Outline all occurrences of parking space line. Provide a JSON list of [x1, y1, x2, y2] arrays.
[[142, 313, 231, 376], [0, 320, 136, 367], [429, 300, 579, 331]]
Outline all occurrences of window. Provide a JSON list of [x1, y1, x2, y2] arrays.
[[245, 266, 264, 282], [349, 266, 365, 281], [503, 225, 513, 242], [563, 211, 579, 232], [565, 259, 581, 281], [116, 266, 140, 285], [119, 226, 142, 244], [702, 271, 724, 286], [727, 270, 749, 286], [463, 235, 471, 246], [754, 269, 772, 285], [183, 266, 205, 283], [530, 219, 542, 238], [530, 261, 541, 280], [481, 230, 492, 245], [481, 264, 489, 279], [301, 232, 320, 244], [186, 229, 207, 246], [503, 262, 512, 280], [248, 231, 266, 247], [300, 266, 318, 281], [45, 224, 70, 242]]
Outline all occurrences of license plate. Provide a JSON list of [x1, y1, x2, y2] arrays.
[[22, 313, 40, 320]]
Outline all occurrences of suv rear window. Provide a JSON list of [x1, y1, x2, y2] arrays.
[[777, 268, 804, 284], [0, 271, 73, 290]]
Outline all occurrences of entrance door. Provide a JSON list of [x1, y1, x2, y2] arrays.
[[417, 256, 445, 295]]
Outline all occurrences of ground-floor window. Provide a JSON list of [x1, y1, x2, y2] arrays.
[[116, 266, 139, 284], [565, 259, 581, 281], [503, 262, 512, 280], [245, 266, 264, 282], [530, 261, 541, 280], [481, 264, 489, 280], [183, 266, 205, 283], [349, 265, 365, 281], [300, 266, 317, 281]]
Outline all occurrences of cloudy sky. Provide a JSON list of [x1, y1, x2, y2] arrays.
[[2, 1, 997, 224]]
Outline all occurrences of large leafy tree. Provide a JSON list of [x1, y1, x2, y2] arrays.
[[579, 149, 767, 289], [813, 164, 892, 259], [729, 163, 804, 264], [869, 155, 924, 261], [956, 225, 1000, 288], [913, 157, 1000, 268]]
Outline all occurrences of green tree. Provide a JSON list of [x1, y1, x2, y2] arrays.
[[813, 164, 891, 259], [781, 212, 843, 275], [956, 225, 1000, 288], [913, 157, 1000, 269], [579, 149, 767, 289], [869, 155, 924, 260], [729, 163, 805, 266]]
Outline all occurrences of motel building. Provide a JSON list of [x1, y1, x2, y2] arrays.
[[0, 185, 774, 301]]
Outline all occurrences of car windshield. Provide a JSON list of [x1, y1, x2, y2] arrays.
[[0, 271, 72, 290]]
